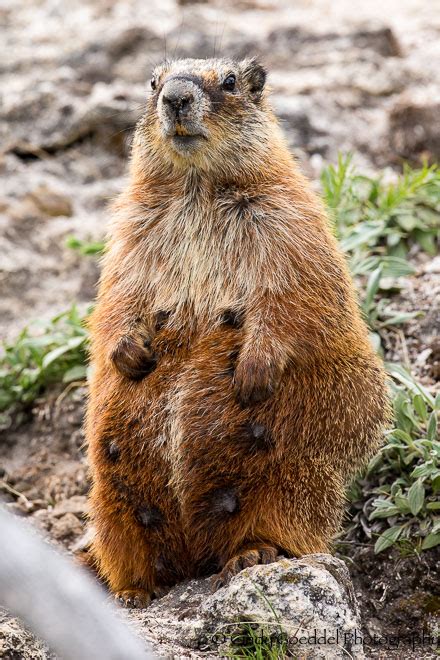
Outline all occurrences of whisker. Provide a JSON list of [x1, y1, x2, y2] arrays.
[[108, 124, 140, 140], [213, 15, 219, 59], [218, 18, 227, 57], [163, 30, 168, 62], [172, 15, 185, 60]]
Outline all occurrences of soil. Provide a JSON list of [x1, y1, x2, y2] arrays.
[[1, 0, 439, 658]]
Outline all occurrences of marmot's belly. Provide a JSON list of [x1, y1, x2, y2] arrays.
[[93, 324, 383, 498]]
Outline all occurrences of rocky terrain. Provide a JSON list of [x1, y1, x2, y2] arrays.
[[1, 0, 439, 658]]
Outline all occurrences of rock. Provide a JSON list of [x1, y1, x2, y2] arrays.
[[272, 95, 324, 151], [165, 26, 217, 60], [1, 81, 145, 157], [50, 513, 83, 540], [428, 336, 440, 380], [26, 186, 73, 217], [389, 90, 440, 162], [71, 525, 95, 554], [62, 27, 162, 84], [266, 25, 401, 60], [0, 611, 51, 660], [51, 495, 88, 518], [349, 27, 401, 58], [130, 554, 364, 659], [177, 0, 209, 5], [201, 555, 363, 659], [423, 256, 440, 275]]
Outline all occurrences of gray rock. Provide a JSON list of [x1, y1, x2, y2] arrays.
[[130, 554, 364, 659], [272, 95, 325, 152], [0, 611, 52, 660], [1, 81, 145, 157], [26, 185, 73, 218], [62, 27, 162, 84], [50, 513, 83, 541], [389, 89, 440, 163], [51, 495, 88, 518], [266, 25, 401, 60]]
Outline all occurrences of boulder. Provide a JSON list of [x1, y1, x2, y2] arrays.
[[131, 554, 364, 659]]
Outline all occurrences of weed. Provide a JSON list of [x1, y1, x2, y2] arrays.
[[321, 155, 440, 262], [348, 366, 439, 553], [66, 235, 105, 256], [0, 305, 90, 428]]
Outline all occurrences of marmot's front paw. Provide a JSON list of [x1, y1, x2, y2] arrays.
[[115, 588, 151, 609], [233, 355, 280, 406], [211, 543, 278, 591], [111, 334, 157, 381]]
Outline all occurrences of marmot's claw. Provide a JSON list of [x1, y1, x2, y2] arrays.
[[115, 588, 151, 609]]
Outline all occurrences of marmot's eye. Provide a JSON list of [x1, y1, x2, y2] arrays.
[[151, 76, 157, 91], [222, 74, 236, 91]]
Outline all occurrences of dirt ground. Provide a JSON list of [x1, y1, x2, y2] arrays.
[[1, 0, 439, 657]]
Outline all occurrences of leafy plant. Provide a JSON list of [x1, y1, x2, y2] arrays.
[[0, 305, 90, 428], [322, 155, 439, 347], [348, 366, 440, 554], [66, 235, 105, 256], [325, 160, 439, 554], [321, 154, 440, 262]]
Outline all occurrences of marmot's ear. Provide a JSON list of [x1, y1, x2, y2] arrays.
[[242, 58, 267, 97]]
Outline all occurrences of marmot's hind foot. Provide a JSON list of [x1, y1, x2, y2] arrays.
[[115, 588, 152, 609], [211, 543, 278, 591]]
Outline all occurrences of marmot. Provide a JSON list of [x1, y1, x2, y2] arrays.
[[86, 57, 389, 608]]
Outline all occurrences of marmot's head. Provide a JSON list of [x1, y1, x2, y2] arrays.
[[134, 58, 281, 175]]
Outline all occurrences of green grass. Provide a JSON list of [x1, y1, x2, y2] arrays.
[[225, 624, 288, 659], [1, 157, 439, 554], [223, 584, 289, 659]]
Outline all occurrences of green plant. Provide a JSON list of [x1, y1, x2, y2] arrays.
[[225, 623, 288, 659], [321, 154, 440, 262], [326, 158, 440, 555], [322, 155, 439, 346], [66, 235, 105, 256], [0, 305, 90, 428], [348, 366, 440, 554], [224, 585, 289, 659]]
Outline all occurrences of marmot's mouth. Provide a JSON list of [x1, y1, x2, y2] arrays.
[[172, 134, 203, 144], [170, 130, 206, 152]]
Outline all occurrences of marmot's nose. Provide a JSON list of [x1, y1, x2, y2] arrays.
[[162, 91, 194, 118]]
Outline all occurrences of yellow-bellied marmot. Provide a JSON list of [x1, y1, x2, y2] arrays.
[[86, 57, 389, 608]]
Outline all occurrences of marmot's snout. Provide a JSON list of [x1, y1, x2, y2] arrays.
[[162, 85, 194, 120], [158, 77, 208, 153]]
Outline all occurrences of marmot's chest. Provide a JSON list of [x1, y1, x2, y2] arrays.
[[143, 193, 270, 319]]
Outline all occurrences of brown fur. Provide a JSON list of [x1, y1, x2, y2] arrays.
[[86, 57, 390, 606]]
